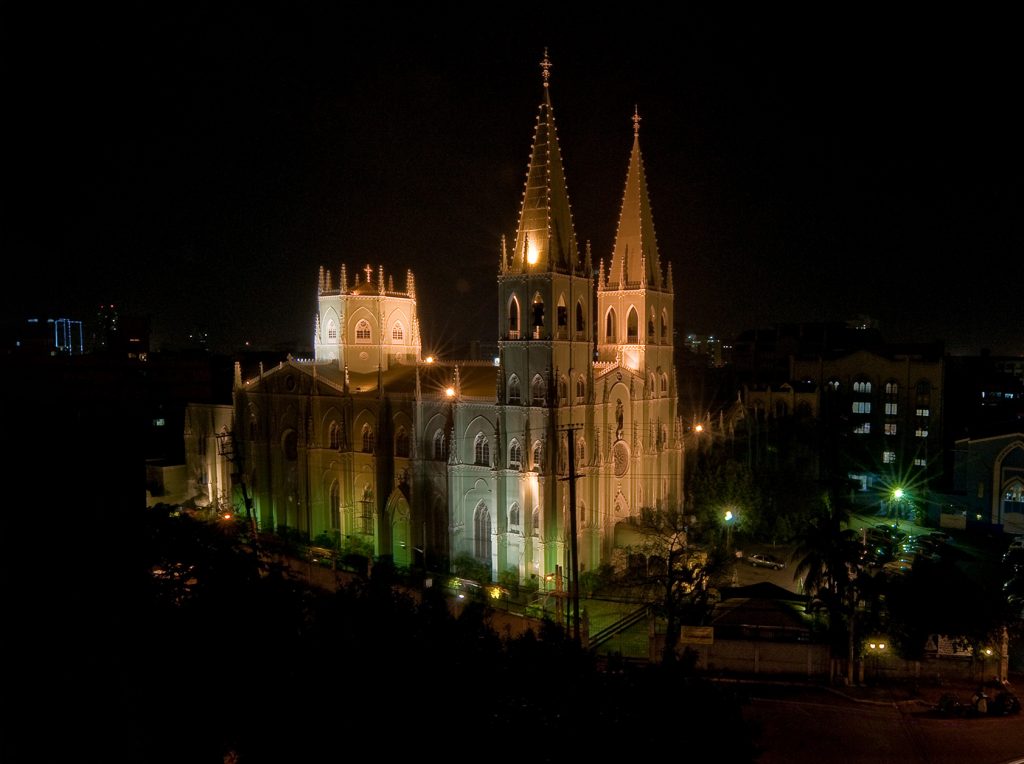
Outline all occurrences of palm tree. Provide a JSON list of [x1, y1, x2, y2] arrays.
[[791, 494, 860, 680]]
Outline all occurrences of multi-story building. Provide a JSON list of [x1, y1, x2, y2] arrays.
[[187, 56, 684, 585]]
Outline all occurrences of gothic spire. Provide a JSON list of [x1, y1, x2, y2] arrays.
[[610, 107, 662, 289], [510, 50, 580, 274]]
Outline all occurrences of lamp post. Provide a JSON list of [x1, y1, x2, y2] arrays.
[[724, 510, 735, 554]]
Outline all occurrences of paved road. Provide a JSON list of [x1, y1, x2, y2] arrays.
[[741, 684, 1024, 764]]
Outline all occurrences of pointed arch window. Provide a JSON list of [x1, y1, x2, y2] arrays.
[[557, 295, 567, 335], [627, 307, 639, 343], [576, 376, 585, 403], [329, 480, 341, 530], [392, 322, 404, 342], [558, 375, 568, 403], [661, 310, 668, 341], [661, 373, 668, 394], [326, 319, 337, 341], [395, 426, 409, 458], [575, 301, 585, 339], [509, 440, 522, 470], [507, 375, 521, 405], [509, 502, 521, 529], [508, 297, 520, 340], [531, 375, 546, 406], [433, 429, 447, 461], [647, 310, 655, 340], [361, 424, 375, 453], [473, 502, 491, 563], [532, 441, 543, 471], [605, 309, 617, 343], [532, 294, 545, 338], [355, 320, 371, 344], [329, 421, 341, 450], [359, 486, 374, 534], [531, 506, 540, 537], [576, 437, 585, 465], [474, 433, 490, 466]]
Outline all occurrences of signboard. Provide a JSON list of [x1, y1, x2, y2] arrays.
[[679, 626, 714, 645]]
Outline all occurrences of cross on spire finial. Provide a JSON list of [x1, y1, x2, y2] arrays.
[[540, 48, 552, 88], [364, 264, 373, 283], [633, 105, 641, 137]]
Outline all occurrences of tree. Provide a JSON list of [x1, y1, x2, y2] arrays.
[[624, 507, 731, 665], [790, 494, 860, 679]]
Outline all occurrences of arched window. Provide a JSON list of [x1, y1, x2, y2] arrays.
[[509, 440, 522, 470], [885, 381, 898, 395], [474, 502, 491, 563], [392, 322, 404, 342], [359, 485, 374, 534], [329, 480, 341, 530], [532, 441, 543, 470], [661, 310, 668, 341], [433, 430, 446, 461], [853, 379, 872, 394], [474, 433, 490, 466], [558, 375, 568, 403], [508, 297, 520, 339], [395, 427, 409, 458], [282, 430, 298, 461], [532, 294, 545, 338], [509, 503, 521, 529], [647, 310, 655, 340], [576, 376, 585, 403], [531, 506, 540, 537], [575, 301, 585, 338], [576, 437, 585, 465], [661, 373, 668, 393], [531, 375, 546, 406], [329, 421, 341, 449], [355, 319, 371, 344], [605, 309, 616, 343], [557, 296, 567, 334], [361, 424, 375, 453], [661, 425, 669, 448], [326, 319, 337, 340], [507, 375, 521, 405], [627, 307, 639, 343]]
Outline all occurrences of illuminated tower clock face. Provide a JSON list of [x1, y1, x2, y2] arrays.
[[612, 440, 630, 478]]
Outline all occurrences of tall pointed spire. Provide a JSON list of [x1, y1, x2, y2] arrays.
[[610, 106, 662, 289], [510, 49, 580, 274]]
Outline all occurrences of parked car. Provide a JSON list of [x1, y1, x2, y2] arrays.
[[746, 553, 786, 570]]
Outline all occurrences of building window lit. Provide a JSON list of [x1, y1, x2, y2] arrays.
[[853, 380, 872, 393], [852, 401, 872, 414], [509, 503, 521, 529], [884, 423, 897, 435], [508, 375, 521, 405], [916, 408, 930, 417], [885, 382, 898, 395], [392, 323, 404, 342], [828, 379, 840, 391], [361, 425, 375, 453], [883, 450, 896, 464], [854, 423, 871, 434], [473, 502, 491, 563], [509, 440, 522, 470], [915, 428, 929, 438], [474, 433, 490, 466], [327, 319, 337, 340], [355, 320, 371, 343], [914, 458, 927, 467], [885, 402, 898, 415]]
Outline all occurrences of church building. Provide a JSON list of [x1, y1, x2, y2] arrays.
[[207, 54, 685, 586]]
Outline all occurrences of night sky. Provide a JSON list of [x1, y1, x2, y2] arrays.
[[6, 7, 1022, 356]]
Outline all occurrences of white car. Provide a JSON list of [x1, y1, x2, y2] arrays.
[[746, 553, 786, 570]]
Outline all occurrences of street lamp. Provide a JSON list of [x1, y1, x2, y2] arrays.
[[724, 510, 735, 554]]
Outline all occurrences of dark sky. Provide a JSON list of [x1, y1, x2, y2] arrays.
[[6, 7, 1022, 356]]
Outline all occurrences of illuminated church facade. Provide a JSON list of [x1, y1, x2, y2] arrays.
[[218, 56, 684, 585]]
